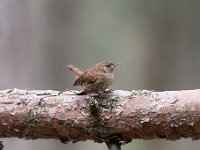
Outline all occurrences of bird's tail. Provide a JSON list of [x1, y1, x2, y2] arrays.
[[67, 64, 83, 78]]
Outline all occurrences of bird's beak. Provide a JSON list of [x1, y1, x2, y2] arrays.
[[113, 63, 121, 68]]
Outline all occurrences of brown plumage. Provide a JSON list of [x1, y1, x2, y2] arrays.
[[67, 64, 83, 79], [67, 62, 120, 94]]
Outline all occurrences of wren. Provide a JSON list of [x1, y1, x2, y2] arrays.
[[67, 62, 121, 94]]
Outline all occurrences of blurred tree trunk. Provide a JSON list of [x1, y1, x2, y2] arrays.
[[0, 0, 33, 89], [31, 0, 81, 90]]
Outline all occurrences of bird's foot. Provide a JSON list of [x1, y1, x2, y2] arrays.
[[104, 89, 114, 93], [76, 91, 87, 95]]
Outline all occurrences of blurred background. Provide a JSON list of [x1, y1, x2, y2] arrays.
[[1, 0, 200, 150]]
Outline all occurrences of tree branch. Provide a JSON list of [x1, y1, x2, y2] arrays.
[[0, 88, 200, 144]]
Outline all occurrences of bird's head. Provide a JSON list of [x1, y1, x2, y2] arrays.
[[94, 61, 121, 73]]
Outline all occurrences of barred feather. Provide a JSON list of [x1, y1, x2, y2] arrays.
[[67, 64, 82, 78]]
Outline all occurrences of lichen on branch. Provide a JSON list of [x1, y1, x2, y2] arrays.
[[0, 88, 200, 144]]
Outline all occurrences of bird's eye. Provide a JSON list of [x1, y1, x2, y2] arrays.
[[106, 64, 111, 68]]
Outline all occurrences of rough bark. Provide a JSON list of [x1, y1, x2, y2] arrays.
[[0, 88, 200, 144]]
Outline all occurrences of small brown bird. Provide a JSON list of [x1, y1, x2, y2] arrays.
[[68, 62, 121, 94]]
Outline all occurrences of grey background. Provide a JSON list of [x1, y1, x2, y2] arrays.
[[1, 0, 200, 150]]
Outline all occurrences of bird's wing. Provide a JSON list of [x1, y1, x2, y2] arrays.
[[73, 72, 98, 86]]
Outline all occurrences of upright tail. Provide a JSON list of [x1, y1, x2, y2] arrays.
[[67, 64, 83, 78]]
